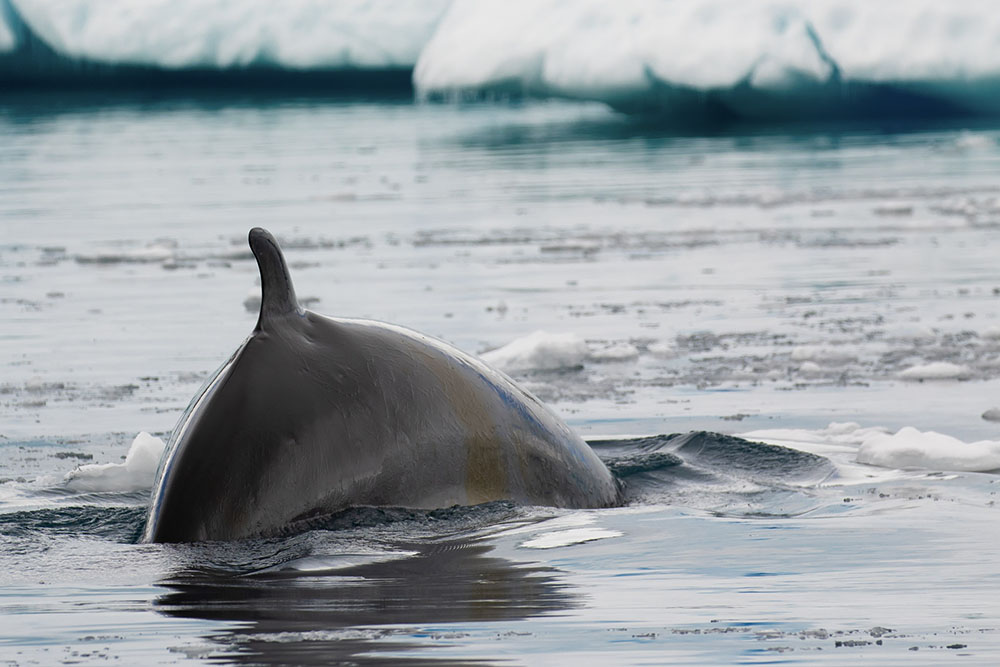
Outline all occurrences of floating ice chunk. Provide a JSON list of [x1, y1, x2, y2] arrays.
[[520, 527, 623, 549], [647, 340, 676, 358], [6, 0, 450, 70], [790, 345, 855, 365], [898, 362, 972, 381], [244, 288, 262, 314], [982, 326, 1000, 341], [74, 240, 176, 264], [480, 330, 589, 372], [885, 323, 936, 342], [589, 342, 639, 363], [64, 432, 165, 493], [797, 361, 823, 376], [857, 427, 1000, 472]]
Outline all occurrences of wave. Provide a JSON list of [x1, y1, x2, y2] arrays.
[[0, 505, 146, 541], [0, 0, 448, 90], [415, 0, 1000, 121]]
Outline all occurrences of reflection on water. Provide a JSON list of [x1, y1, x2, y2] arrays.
[[156, 537, 575, 665]]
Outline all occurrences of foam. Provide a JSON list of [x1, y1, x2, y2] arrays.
[[2, 0, 448, 69], [416, 0, 1000, 117], [63, 432, 166, 493]]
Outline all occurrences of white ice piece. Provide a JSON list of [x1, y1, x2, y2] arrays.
[[898, 362, 972, 381], [480, 330, 589, 373], [64, 432, 166, 493], [857, 427, 1000, 472]]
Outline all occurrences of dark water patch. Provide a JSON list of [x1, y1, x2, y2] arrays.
[[0, 505, 146, 542], [157, 537, 572, 665], [283, 501, 521, 538]]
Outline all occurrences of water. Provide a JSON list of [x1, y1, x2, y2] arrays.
[[3, 95, 1000, 664]]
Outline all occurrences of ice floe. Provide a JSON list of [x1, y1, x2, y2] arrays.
[[747, 422, 1000, 473], [63, 431, 165, 493], [856, 427, 1000, 472], [898, 362, 972, 381], [480, 330, 590, 372]]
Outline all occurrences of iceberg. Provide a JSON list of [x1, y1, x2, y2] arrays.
[[0, 0, 450, 87], [415, 0, 1000, 119]]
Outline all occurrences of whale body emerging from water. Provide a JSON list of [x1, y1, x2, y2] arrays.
[[144, 228, 621, 542]]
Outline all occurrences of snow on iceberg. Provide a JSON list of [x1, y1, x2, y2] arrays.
[[415, 0, 1000, 118], [1, 0, 449, 80]]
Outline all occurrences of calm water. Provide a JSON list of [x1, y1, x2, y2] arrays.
[[2, 96, 1000, 664]]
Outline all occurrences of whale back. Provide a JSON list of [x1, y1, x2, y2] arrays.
[[144, 229, 621, 542]]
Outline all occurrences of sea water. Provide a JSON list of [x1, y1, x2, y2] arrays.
[[3, 96, 1000, 664]]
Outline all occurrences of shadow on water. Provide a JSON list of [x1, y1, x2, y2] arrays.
[[155, 535, 576, 666]]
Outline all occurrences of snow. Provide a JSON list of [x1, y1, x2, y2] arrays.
[[2, 0, 449, 68], [63, 432, 166, 493], [415, 0, 1000, 117]]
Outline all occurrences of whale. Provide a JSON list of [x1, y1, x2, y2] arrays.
[[144, 228, 622, 542]]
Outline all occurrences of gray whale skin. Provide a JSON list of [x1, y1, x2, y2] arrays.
[[144, 228, 621, 542]]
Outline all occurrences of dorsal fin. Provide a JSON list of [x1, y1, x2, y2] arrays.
[[248, 228, 301, 330]]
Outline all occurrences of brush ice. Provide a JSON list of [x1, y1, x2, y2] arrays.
[[2, 0, 449, 69], [590, 342, 640, 363], [898, 362, 972, 381], [480, 331, 589, 372], [857, 427, 1000, 472], [416, 0, 1000, 117], [520, 527, 623, 550], [73, 241, 176, 264], [64, 432, 165, 493]]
